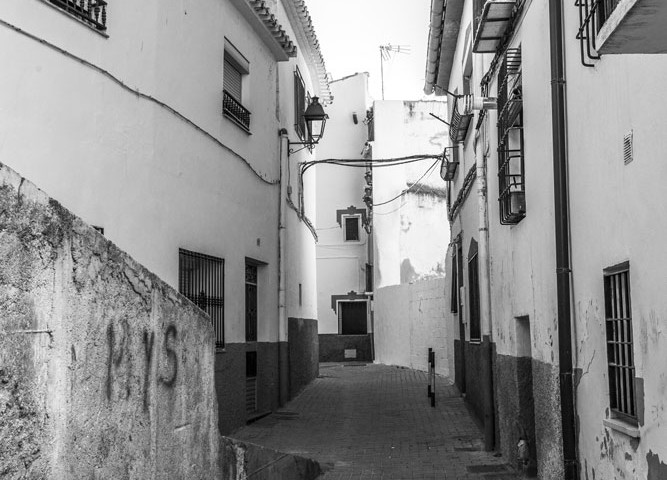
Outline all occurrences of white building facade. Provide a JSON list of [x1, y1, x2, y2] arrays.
[[425, 0, 667, 478], [0, 0, 330, 434]]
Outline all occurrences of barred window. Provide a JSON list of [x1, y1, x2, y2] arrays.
[[497, 46, 525, 225], [604, 261, 637, 423], [178, 249, 225, 347]]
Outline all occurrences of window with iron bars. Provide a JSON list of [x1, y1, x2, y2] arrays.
[[576, 0, 621, 66], [178, 249, 225, 347], [497, 46, 525, 225], [245, 262, 258, 342], [603, 261, 637, 423], [47, 0, 107, 31]]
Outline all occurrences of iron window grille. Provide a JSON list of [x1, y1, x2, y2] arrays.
[[245, 262, 258, 342], [294, 67, 308, 141], [468, 240, 481, 341], [497, 46, 525, 225], [449, 97, 474, 144], [178, 249, 225, 347], [603, 262, 637, 423], [344, 216, 361, 242], [48, 0, 107, 31], [576, 0, 621, 66]]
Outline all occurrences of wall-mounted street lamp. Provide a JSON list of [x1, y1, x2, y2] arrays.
[[288, 96, 329, 156]]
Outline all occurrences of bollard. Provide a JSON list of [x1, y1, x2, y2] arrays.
[[427, 348, 436, 407]]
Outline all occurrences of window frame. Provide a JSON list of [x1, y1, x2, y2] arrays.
[[343, 214, 362, 242], [45, 0, 108, 33], [338, 300, 369, 335], [223, 40, 251, 133], [603, 261, 637, 425]]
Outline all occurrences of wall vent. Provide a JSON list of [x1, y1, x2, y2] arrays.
[[623, 131, 633, 165]]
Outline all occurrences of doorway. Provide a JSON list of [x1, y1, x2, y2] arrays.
[[339, 301, 368, 335]]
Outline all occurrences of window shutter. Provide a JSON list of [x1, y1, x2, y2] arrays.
[[224, 59, 243, 101]]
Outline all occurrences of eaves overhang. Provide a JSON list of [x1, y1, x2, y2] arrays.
[[472, 0, 516, 53], [423, 0, 465, 96], [229, 0, 297, 61], [282, 0, 333, 104]]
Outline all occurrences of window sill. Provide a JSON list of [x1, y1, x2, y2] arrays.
[[603, 418, 640, 438], [39, 0, 109, 38]]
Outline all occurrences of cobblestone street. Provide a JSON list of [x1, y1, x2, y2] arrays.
[[231, 363, 518, 479]]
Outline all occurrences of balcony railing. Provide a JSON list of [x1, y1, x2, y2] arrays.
[[576, 0, 621, 66], [223, 90, 251, 132], [48, 0, 107, 31], [449, 97, 474, 144]]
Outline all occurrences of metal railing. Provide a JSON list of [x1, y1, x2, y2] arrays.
[[223, 90, 251, 132], [48, 0, 107, 31], [576, 0, 621, 66], [178, 249, 225, 347]]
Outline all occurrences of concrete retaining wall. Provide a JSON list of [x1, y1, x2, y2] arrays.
[[0, 163, 219, 479], [374, 279, 452, 377]]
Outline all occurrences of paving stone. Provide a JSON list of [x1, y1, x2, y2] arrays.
[[230, 363, 519, 479]]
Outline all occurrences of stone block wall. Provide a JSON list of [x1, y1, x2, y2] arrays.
[[0, 163, 219, 479]]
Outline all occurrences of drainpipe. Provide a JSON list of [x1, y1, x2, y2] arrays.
[[278, 128, 290, 406], [474, 55, 495, 451], [548, 1, 578, 478]]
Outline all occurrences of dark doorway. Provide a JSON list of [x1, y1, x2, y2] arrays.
[[339, 301, 368, 334]]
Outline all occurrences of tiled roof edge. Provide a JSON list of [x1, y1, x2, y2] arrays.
[[282, 0, 332, 104], [249, 0, 298, 57]]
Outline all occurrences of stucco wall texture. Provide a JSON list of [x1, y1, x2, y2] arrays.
[[0, 163, 219, 479], [374, 279, 453, 377]]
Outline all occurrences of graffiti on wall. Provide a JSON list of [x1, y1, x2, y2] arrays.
[[106, 323, 179, 411]]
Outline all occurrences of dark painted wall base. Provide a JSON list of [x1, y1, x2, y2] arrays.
[[214, 318, 319, 436], [288, 318, 319, 399], [456, 340, 563, 479], [318, 334, 373, 362]]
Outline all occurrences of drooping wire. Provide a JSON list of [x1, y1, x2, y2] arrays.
[[373, 159, 441, 207]]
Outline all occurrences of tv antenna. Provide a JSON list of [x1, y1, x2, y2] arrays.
[[379, 44, 411, 100]]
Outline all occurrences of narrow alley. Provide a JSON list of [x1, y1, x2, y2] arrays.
[[231, 363, 516, 480]]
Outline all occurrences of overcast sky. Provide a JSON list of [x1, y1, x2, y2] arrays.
[[306, 0, 437, 102]]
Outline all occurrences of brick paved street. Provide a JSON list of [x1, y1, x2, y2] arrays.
[[230, 363, 519, 479]]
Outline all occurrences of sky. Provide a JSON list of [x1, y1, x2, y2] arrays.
[[305, 0, 437, 102]]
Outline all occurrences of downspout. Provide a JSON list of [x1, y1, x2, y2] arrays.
[[475, 53, 495, 451], [548, 1, 578, 478], [278, 128, 290, 406]]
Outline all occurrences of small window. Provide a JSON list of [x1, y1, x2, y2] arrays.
[[178, 249, 225, 347], [344, 216, 361, 242], [604, 262, 637, 423], [48, 0, 108, 32], [223, 41, 251, 132], [497, 46, 525, 225], [468, 240, 481, 341], [294, 67, 308, 141], [245, 262, 258, 342]]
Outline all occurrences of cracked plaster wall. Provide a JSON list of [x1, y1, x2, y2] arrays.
[[0, 163, 219, 479]]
